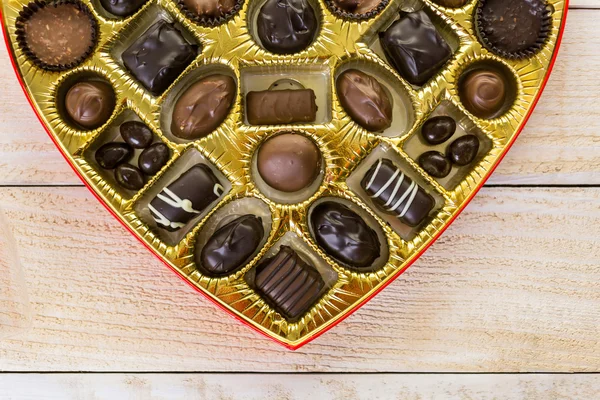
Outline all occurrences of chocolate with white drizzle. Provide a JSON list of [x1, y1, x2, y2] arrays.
[[149, 164, 225, 231], [360, 158, 435, 227]]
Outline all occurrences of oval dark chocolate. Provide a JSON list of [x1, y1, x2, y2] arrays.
[[447, 135, 480, 166], [65, 81, 115, 129], [99, 0, 147, 16], [256, 0, 318, 55], [115, 163, 145, 190], [196, 215, 264, 276], [421, 116, 456, 145], [139, 143, 170, 176], [95, 142, 132, 169], [336, 69, 392, 132], [120, 121, 153, 149], [418, 151, 452, 178], [311, 202, 380, 270], [171, 74, 236, 140]]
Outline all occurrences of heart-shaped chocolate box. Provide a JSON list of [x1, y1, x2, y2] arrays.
[[1, 0, 567, 348]]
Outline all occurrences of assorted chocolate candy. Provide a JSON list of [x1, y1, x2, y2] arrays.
[[336, 69, 392, 132], [195, 215, 264, 276], [122, 21, 198, 95], [246, 88, 317, 125], [459, 68, 509, 119], [100, 0, 147, 16], [250, 246, 324, 321], [93, 121, 171, 192], [311, 202, 381, 270], [256, 133, 321, 193], [475, 0, 551, 59], [15, 0, 552, 328], [415, 115, 482, 181], [171, 74, 236, 140], [16, 0, 98, 70], [379, 11, 452, 86], [65, 81, 115, 129], [361, 158, 435, 227], [256, 0, 318, 54], [149, 164, 225, 231]]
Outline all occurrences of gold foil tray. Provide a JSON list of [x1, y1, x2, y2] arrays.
[[0, 0, 568, 348]]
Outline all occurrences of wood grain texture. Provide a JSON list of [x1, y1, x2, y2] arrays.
[[0, 9, 599, 186], [0, 186, 597, 372], [1, 374, 599, 399]]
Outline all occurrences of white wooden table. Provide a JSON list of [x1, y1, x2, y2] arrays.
[[0, 2, 598, 398]]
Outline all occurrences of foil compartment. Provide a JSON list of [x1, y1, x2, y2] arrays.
[[1, 0, 567, 348]]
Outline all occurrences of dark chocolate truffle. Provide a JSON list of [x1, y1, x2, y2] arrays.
[[95, 142, 132, 169], [182, 0, 235, 18], [149, 164, 225, 231], [257, 133, 321, 193], [256, 0, 318, 55], [120, 121, 153, 149], [336, 69, 392, 132], [252, 246, 324, 320], [115, 163, 145, 191], [361, 158, 435, 227], [17, 1, 97, 70], [459, 69, 508, 119], [421, 116, 456, 145], [311, 202, 380, 270], [432, 0, 468, 7], [100, 0, 146, 16], [447, 135, 480, 166], [476, 0, 551, 58], [139, 143, 170, 175], [171, 74, 236, 140], [246, 89, 317, 125], [65, 81, 115, 129], [196, 215, 264, 276], [122, 21, 197, 95], [379, 11, 452, 86], [418, 151, 452, 178], [330, 0, 384, 15]]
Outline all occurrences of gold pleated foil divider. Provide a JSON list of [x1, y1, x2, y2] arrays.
[[1, 0, 566, 347]]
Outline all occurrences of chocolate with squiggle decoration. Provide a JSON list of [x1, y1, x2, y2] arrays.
[[149, 164, 225, 231], [361, 158, 435, 227]]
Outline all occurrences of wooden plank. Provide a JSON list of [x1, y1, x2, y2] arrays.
[[0, 186, 597, 372], [0, 10, 598, 186], [0, 374, 599, 399]]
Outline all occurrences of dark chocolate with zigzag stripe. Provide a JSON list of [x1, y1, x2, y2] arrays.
[[149, 164, 225, 232], [253, 246, 324, 321], [361, 158, 435, 227]]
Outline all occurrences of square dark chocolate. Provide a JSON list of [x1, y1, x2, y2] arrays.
[[122, 20, 198, 95], [252, 246, 324, 321], [149, 164, 225, 231], [379, 11, 452, 86]]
